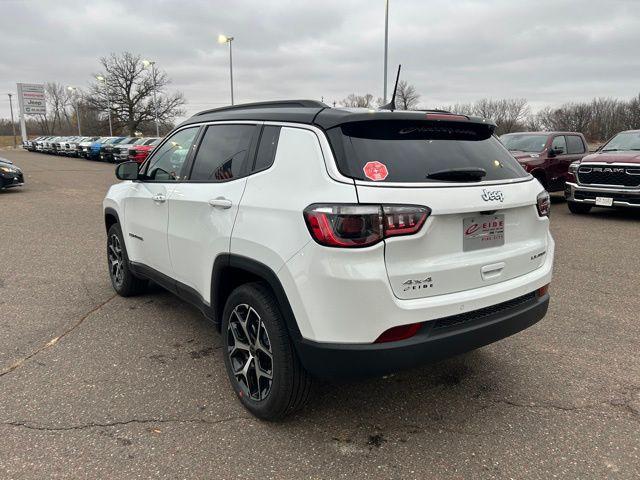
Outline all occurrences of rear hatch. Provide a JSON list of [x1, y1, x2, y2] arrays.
[[326, 116, 550, 300]]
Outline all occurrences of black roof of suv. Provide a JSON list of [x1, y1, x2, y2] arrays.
[[179, 99, 496, 132]]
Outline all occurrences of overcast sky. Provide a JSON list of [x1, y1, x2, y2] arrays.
[[1, 0, 640, 121]]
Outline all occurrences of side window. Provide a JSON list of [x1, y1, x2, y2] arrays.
[[146, 127, 199, 181], [566, 135, 585, 154], [551, 135, 567, 154], [190, 124, 255, 182], [253, 126, 281, 172]]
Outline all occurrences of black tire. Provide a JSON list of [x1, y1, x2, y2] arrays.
[[106, 223, 147, 296], [221, 282, 312, 420], [533, 173, 548, 191], [567, 201, 592, 214]]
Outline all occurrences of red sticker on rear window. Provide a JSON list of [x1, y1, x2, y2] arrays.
[[363, 161, 388, 181]]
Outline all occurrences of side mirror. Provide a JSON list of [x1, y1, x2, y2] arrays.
[[548, 147, 563, 157], [115, 161, 139, 181]]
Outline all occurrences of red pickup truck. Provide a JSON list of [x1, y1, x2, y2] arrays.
[[500, 132, 589, 192]]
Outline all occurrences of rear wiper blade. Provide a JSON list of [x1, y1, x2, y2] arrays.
[[426, 167, 487, 182]]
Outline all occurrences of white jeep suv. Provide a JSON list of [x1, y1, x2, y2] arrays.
[[103, 100, 554, 419]]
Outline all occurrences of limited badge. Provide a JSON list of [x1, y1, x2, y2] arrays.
[[363, 161, 389, 181]]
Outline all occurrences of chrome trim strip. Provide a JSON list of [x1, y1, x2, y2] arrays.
[[566, 182, 640, 194]]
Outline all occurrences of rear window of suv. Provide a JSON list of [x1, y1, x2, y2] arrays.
[[327, 120, 527, 183]]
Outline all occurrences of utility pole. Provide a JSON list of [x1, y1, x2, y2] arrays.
[[96, 75, 113, 136], [143, 60, 160, 136], [67, 86, 81, 135], [7, 93, 17, 147], [383, 0, 390, 104]]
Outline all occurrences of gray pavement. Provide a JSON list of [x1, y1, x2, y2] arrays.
[[0, 149, 638, 479]]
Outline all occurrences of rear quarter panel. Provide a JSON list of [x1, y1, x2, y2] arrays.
[[231, 126, 358, 273]]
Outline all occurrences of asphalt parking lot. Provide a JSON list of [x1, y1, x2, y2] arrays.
[[1, 149, 639, 479]]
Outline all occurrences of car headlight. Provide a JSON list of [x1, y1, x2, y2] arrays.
[[0, 166, 18, 173], [568, 162, 580, 174]]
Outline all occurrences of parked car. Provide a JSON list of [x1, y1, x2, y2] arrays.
[[52, 136, 76, 155], [66, 136, 99, 156], [102, 137, 143, 163], [565, 129, 640, 213], [125, 137, 162, 163], [0, 157, 24, 190], [500, 132, 589, 192], [42, 136, 62, 153], [98, 137, 132, 162], [77, 137, 102, 158], [34, 136, 54, 152], [104, 100, 554, 419], [87, 137, 118, 160], [24, 137, 42, 151]]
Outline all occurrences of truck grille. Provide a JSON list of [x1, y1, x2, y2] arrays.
[[577, 165, 640, 187], [431, 292, 537, 332]]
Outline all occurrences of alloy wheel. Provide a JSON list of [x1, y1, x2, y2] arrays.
[[227, 304, 274, 401], [108, 234, 124, 288]]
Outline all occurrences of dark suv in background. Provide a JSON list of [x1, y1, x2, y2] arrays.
[[501, 132, 589, 192]]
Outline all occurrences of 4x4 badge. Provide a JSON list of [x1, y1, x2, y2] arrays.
[[481, 189, 504, 202]]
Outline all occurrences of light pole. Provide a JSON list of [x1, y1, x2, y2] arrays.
[[67, 86, 82, 135], [218, 34, 235, 105], [7, 93, 17, 147], [142, 59, 160, 136], [383, 0, 389, 104], [96, 75, 113, 136]]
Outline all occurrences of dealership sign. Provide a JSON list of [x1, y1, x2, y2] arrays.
[[17, 83, 46, 115]]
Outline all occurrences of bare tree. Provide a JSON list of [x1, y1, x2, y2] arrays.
[[438, 98, 529, 135], [340, 93, 375, 108], [87, 52, 185, 136], [501, 98, 530, 134], [33, 82, 76, 134], [395, 80, 420, 110]]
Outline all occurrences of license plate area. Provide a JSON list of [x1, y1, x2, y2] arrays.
[[463, 214, 505, 251], [595, 196, 613, 207]]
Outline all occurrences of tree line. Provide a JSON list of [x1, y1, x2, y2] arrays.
[[2, 52, 185, 137], [4, 65, 640, 142]]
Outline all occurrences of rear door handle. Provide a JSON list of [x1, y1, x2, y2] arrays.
[[208, 197, 232, 209], [481, 262, 505, 280], [152, 193, 166, 203]]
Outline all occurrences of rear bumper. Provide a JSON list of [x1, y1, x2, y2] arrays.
[[565, 182, 640, 208], [296, 292, 549, 379]]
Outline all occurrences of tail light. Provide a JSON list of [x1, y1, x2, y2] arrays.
[[537, 284, 549, 297], [303, 204, 430, 248], [375, 322, 423, 343], [536, 191, 550, 217]]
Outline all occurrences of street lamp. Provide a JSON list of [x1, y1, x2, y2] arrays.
[[142, 59, 160, 137], [7, 93, 17, 147], [218, 34, 235, 105], [95, 75, 113, 136], [67, 86, 82, 135]]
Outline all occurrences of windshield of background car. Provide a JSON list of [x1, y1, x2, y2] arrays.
[[500, 134, 548, 152], [327, 120, 527, 183], [601, 132, 640, 151]]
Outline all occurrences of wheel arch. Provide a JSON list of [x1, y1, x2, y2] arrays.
[[211, 254, 302, 341], [104, 207, 121, 233], [530, 169, 548, 189]]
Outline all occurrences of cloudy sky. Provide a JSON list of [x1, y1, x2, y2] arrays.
[[1, 0, 640, 121]]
